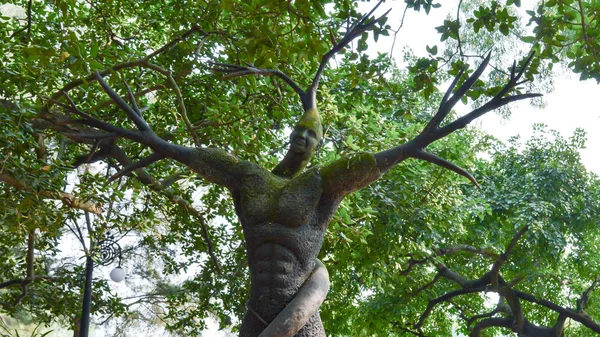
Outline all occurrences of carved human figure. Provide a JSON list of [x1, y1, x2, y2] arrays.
[[51, 5, 539, 336], [154, 108, 383, 336]]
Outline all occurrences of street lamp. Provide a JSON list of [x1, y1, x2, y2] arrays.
[[79, 232, 125, 337], [97, 233, 125, 282]]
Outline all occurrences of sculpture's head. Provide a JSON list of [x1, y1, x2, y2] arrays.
[[272, 108, 323, 178], [289, 108, 323, 159]]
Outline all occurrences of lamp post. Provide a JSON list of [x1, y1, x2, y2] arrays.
[[79, 232, 124, 337]]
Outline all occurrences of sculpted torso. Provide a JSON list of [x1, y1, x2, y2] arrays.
[[181, 133, 382, 337], [232, 161, 341, 337]]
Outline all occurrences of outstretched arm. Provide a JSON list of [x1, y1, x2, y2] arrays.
[[374, 53, 540, 183], [48, 72, 240, 190], [322, 53, 540, 200]]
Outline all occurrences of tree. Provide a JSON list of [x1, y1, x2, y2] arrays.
[[343, 126, 600, 336], [0, 0, 598, 336]]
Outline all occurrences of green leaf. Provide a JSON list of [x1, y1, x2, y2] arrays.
[[521, 36, 536, 43], [426, 45, 438, 55]]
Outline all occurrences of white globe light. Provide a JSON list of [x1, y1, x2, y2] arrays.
[[109, 266, 125, 282]]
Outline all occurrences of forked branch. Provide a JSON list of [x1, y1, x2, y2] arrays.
[[209, 63, 305, 98], [45, 73, 170, 182], [409, 226, 600, 336], [377, 52, 541, 185], [311, 1, 390, 93], [211, 1, 390, 111], [41, 26, 205, 146]]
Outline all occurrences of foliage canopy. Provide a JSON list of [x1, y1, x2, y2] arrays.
[[0, 0, 599, 336]]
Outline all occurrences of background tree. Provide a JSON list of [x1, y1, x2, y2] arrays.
[[0, 0, 598, 336]]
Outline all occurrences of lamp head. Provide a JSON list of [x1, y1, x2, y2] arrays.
[[109, 266, 125, 283]]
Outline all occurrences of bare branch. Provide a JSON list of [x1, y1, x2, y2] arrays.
[[497, 277, 525, 330], [143, 62, 200, 147], [311, 2, 391, 94], [44, 95, 145, 143], [470, 317, 513, 337], [515, 290, 600, 333], [425, 53, 491, 132], [490, 225, 529, 290], [123, 80, 142, 116], [95, 73, 151, 133], [437, 244, 500, 260], [388, 5, 409, 60], [411, 150, 479, 187], [466, 307, 501, 329], [377, 52, 541, 185], [146, 25, 203, 59], [211, 1, 391, 111], [414, 286, 486, 330], [91, 84, 164, 111], [436, 264, 491, 289], [108, 153, 164, 183], [210, 62, 306, 99], [440, 67, 466, 105]]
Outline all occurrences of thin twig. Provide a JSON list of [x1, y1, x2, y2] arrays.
[[144, 62, 200, 147], [577, 0, 600, 69], [389, 5, 409, 60], [8, 0, 32, 41], [456, 0, 465, 57]]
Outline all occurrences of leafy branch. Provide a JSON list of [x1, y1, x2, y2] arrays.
[[0, 169, 102, 214]]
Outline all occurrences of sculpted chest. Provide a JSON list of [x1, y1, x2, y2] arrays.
[[235, 163, 323, 228]]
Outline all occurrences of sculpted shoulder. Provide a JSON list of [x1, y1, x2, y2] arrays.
[[319, 152, 382, 200]]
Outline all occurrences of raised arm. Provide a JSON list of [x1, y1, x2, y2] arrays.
[[47, 72, 240, 190], [321, 53, 540, 201], [374, 52, 541, 185], [211, 1, 389, 112]]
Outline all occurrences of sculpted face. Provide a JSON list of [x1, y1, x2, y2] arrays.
[[272, 108, 324, 178], [290, 108, 323, 157], [290, 125, 320, 155]]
